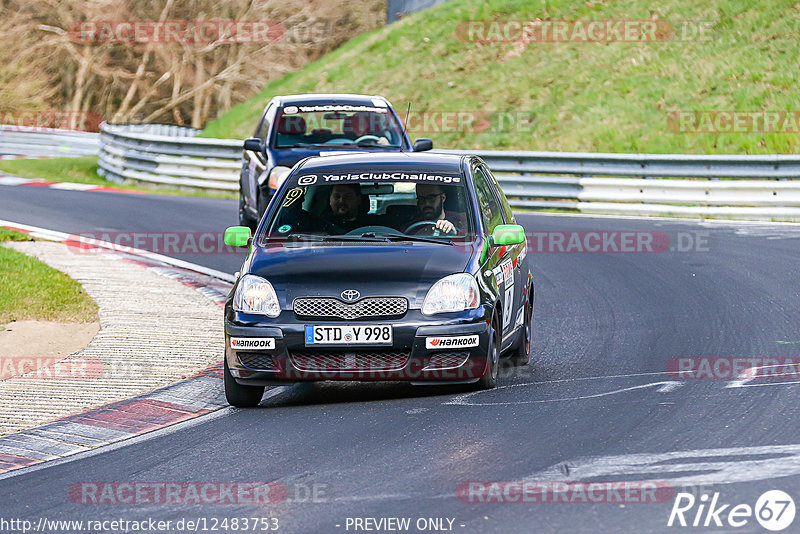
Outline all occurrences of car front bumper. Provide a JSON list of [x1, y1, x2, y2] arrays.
[[224, 307, 492, 386]]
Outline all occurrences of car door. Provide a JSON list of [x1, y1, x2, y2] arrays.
[[242, 104, 273, 216], [472, 164, 515, 346], [483, 163, 527, 338]]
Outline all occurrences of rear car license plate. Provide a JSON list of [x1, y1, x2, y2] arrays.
[[305, 325, 392, 345]]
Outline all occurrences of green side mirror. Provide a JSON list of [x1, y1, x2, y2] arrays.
[[224, 226, 252, 247], [492, 224, 525, 246]]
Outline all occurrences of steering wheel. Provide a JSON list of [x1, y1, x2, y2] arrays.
[[354, 134, 382, 144], [404, 220, 457, 237]]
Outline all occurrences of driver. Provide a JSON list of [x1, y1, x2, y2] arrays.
[[347, 112, 390, 145], [322, 183, 376, 233], [402, 184, 465, 235]]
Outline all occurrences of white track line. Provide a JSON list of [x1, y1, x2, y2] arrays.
[[0, 219, 235, 282]]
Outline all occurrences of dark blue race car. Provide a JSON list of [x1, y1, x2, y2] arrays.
[[223, 152, 534, 407], [238, 93, 433, 231]]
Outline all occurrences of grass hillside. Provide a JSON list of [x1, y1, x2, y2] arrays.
[[201, 0, 800, 154]]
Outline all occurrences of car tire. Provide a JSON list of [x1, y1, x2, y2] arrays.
[[474, 314, 500, 390], [510, 289, 532, 366], [224, 358, 265, 407]]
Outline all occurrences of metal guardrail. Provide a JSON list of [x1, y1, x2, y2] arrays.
[[0, 125, 99, 157], [97, 123, 241, 191], [436, 149, 800, 221], [440, 149, 800, 179]]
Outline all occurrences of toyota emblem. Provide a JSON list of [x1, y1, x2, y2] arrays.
[[341, 289, 360, 302]]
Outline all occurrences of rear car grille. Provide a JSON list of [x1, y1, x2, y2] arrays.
[[293, 297, 407, 320], [237, 352, 276, 371], [289, 350, 410, 371], [424, 351, 471, 370]]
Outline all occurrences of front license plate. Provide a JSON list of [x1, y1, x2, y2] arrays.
[[305, 325, 392, 345]]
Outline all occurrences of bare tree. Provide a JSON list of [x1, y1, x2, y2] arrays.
[[0, 0, 385, 129]]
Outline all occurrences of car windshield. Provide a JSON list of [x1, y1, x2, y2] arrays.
[[260, 169, 476, 243], [273, 104, 405, 148]]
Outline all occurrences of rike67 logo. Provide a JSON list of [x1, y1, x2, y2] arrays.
[[668, 489, 795, 531]]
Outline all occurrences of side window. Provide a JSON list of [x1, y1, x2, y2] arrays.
[[254, 106, 272, 141], [473, 167, 503, 234], [483, 165, 514, 224]]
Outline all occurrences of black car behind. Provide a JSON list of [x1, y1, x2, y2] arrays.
[[239, 93, 433, 231]]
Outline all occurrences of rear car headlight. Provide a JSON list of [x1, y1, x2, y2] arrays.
[[267, 166, 292, 190], [233, 274, 280, 317], [422, 273, 480, 315]]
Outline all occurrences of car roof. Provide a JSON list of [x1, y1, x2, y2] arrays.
[[272, 94, 391, 107], [296, 152, 468, 175]]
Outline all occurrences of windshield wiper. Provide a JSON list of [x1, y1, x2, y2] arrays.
[[282, 143, 338, 148], [281, 141, 400, 149], [365, 232, 454, 245], [281, 233, 385, 243], [356, 140, 401, 148], [275, 233, 326, 241], [269, 233, 452, 245], [330, 140, 401, 148], [321, 234, 393, 242]]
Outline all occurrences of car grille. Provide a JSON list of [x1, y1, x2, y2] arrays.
[[424, 351, 471, 370], [293, 297, 407, 320], [237, 352, 275, 371], [289, 350, 410, 371]]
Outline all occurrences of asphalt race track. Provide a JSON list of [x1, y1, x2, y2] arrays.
[[2, 184, 800, 532]]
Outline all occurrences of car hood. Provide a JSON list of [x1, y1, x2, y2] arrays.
[[247, 242, 476, 309]]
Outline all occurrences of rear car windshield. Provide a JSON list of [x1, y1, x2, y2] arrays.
[[260, 169, 475, 242], [273, 105, 405, 148]]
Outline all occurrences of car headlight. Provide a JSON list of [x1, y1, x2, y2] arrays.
[[422, 273, 480, 315], [267, 166, 292, 190], [233, 274, 281, 317]]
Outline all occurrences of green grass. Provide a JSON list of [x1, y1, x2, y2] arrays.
[[0, 228, 33, 242], [0, 229, 98, 325], [0, 157, 102, 186], [0, 157, 235, 198], [201, 0, 800, 155]]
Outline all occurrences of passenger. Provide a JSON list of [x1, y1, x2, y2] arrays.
[[323, 183, 376, 233]]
